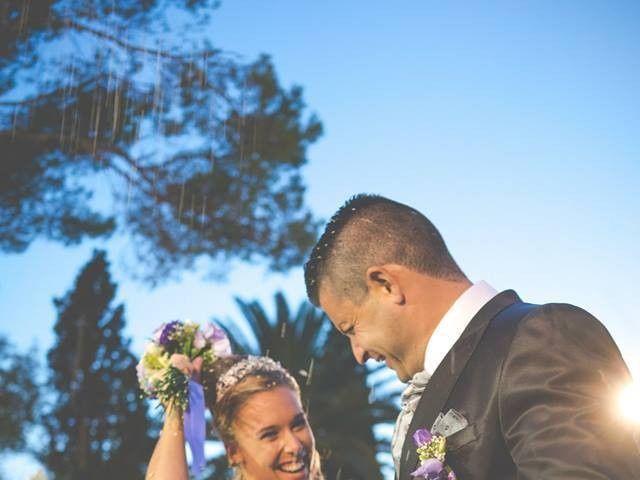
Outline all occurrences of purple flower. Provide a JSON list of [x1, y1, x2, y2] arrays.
[[410, 426, 455, 480], [202, 323, 232, 356], [411, 458, 445, 479], [202, 323, 225, 342], [413, 428, 433, 447], [159, 320, 180, 346]]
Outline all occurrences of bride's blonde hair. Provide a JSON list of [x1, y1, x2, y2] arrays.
[[202, 355, 324, 480]]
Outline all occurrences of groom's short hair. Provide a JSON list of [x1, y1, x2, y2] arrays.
[[304, 193, 466, 306]]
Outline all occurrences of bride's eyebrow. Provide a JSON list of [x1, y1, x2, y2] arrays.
[[291, 413, 305, 424]]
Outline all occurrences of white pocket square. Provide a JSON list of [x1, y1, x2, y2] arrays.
[[431, 408, 468, 437]]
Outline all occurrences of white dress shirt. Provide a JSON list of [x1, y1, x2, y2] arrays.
[[391, 280, 498, 475], [423, 280, 499, 375]]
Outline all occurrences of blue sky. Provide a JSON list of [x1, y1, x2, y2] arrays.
[[1, 1, 639, 477]]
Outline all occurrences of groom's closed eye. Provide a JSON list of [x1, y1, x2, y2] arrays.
[[339, 324, 354, 336]]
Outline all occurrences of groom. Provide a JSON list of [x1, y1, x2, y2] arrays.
[[304, 194, 640, 479]]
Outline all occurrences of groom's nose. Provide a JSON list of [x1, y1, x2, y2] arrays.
[[349, 337, 368, 364]]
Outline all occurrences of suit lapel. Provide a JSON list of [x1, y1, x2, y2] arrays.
[[398, 290, 521, 479]]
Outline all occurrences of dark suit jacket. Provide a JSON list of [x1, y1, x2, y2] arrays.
[[399, 290, 640, 479]]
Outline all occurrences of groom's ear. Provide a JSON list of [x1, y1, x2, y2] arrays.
[[365, 265, 405, 305]]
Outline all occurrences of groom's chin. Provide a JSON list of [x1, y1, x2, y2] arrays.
[[390, 363, 411, 383]]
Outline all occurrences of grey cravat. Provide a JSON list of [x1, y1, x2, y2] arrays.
[[391, 370, 431, 477]]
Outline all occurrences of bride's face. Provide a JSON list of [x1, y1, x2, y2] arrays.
[[229, 385, 315, 480]]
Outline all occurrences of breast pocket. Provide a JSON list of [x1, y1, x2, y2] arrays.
[[447, 423, 479, 452]]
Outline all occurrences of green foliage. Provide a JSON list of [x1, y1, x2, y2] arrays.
[[215, 292, 400, 480], [0, 151, 115, 252], [0, 0, 322, 283], [41, 250, 155, 479], [0, 336, 39, 452]]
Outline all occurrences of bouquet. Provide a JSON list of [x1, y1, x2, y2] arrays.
[[137, 319, 231, 474], [137, 320, 231, 411]]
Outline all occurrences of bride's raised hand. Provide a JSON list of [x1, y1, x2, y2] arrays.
[[169, 354, 203, 382]]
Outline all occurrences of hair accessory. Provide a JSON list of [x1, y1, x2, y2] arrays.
[[216, 355, 293, 401]]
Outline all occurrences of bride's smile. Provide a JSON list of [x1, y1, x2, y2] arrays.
[[229, 386, 314, 480]]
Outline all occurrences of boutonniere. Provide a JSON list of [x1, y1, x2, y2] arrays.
[[410, 409, 467, 479], [410, 428, 456, 479]]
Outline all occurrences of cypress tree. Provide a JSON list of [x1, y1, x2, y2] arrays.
[[42, 250, 154, 479]]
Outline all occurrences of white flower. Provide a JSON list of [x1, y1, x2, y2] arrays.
[[212, 334, 232, 357], [193, 330, 206, 350], [152, 323, 166, 343], [142, 343, 171, 370]]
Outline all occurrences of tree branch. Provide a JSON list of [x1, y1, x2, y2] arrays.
[[56, 18, 221, 63], [0, 130, 155, 190]]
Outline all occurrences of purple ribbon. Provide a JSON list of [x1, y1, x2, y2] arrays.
[[184, 379, 206, 474]]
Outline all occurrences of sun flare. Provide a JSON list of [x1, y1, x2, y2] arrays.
[[618, 380, 640, 424]]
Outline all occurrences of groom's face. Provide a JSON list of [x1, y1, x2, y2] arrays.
[[319, 283, 414, 382]]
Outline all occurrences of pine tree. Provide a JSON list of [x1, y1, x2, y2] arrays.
[[41, 250, 154, 479], [1, 1, 322, 284]]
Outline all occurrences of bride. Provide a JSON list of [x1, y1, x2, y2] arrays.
[[146, 354, 324, 480]]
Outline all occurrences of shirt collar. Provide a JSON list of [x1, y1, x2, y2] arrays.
[[423, 281, 498, 376]]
